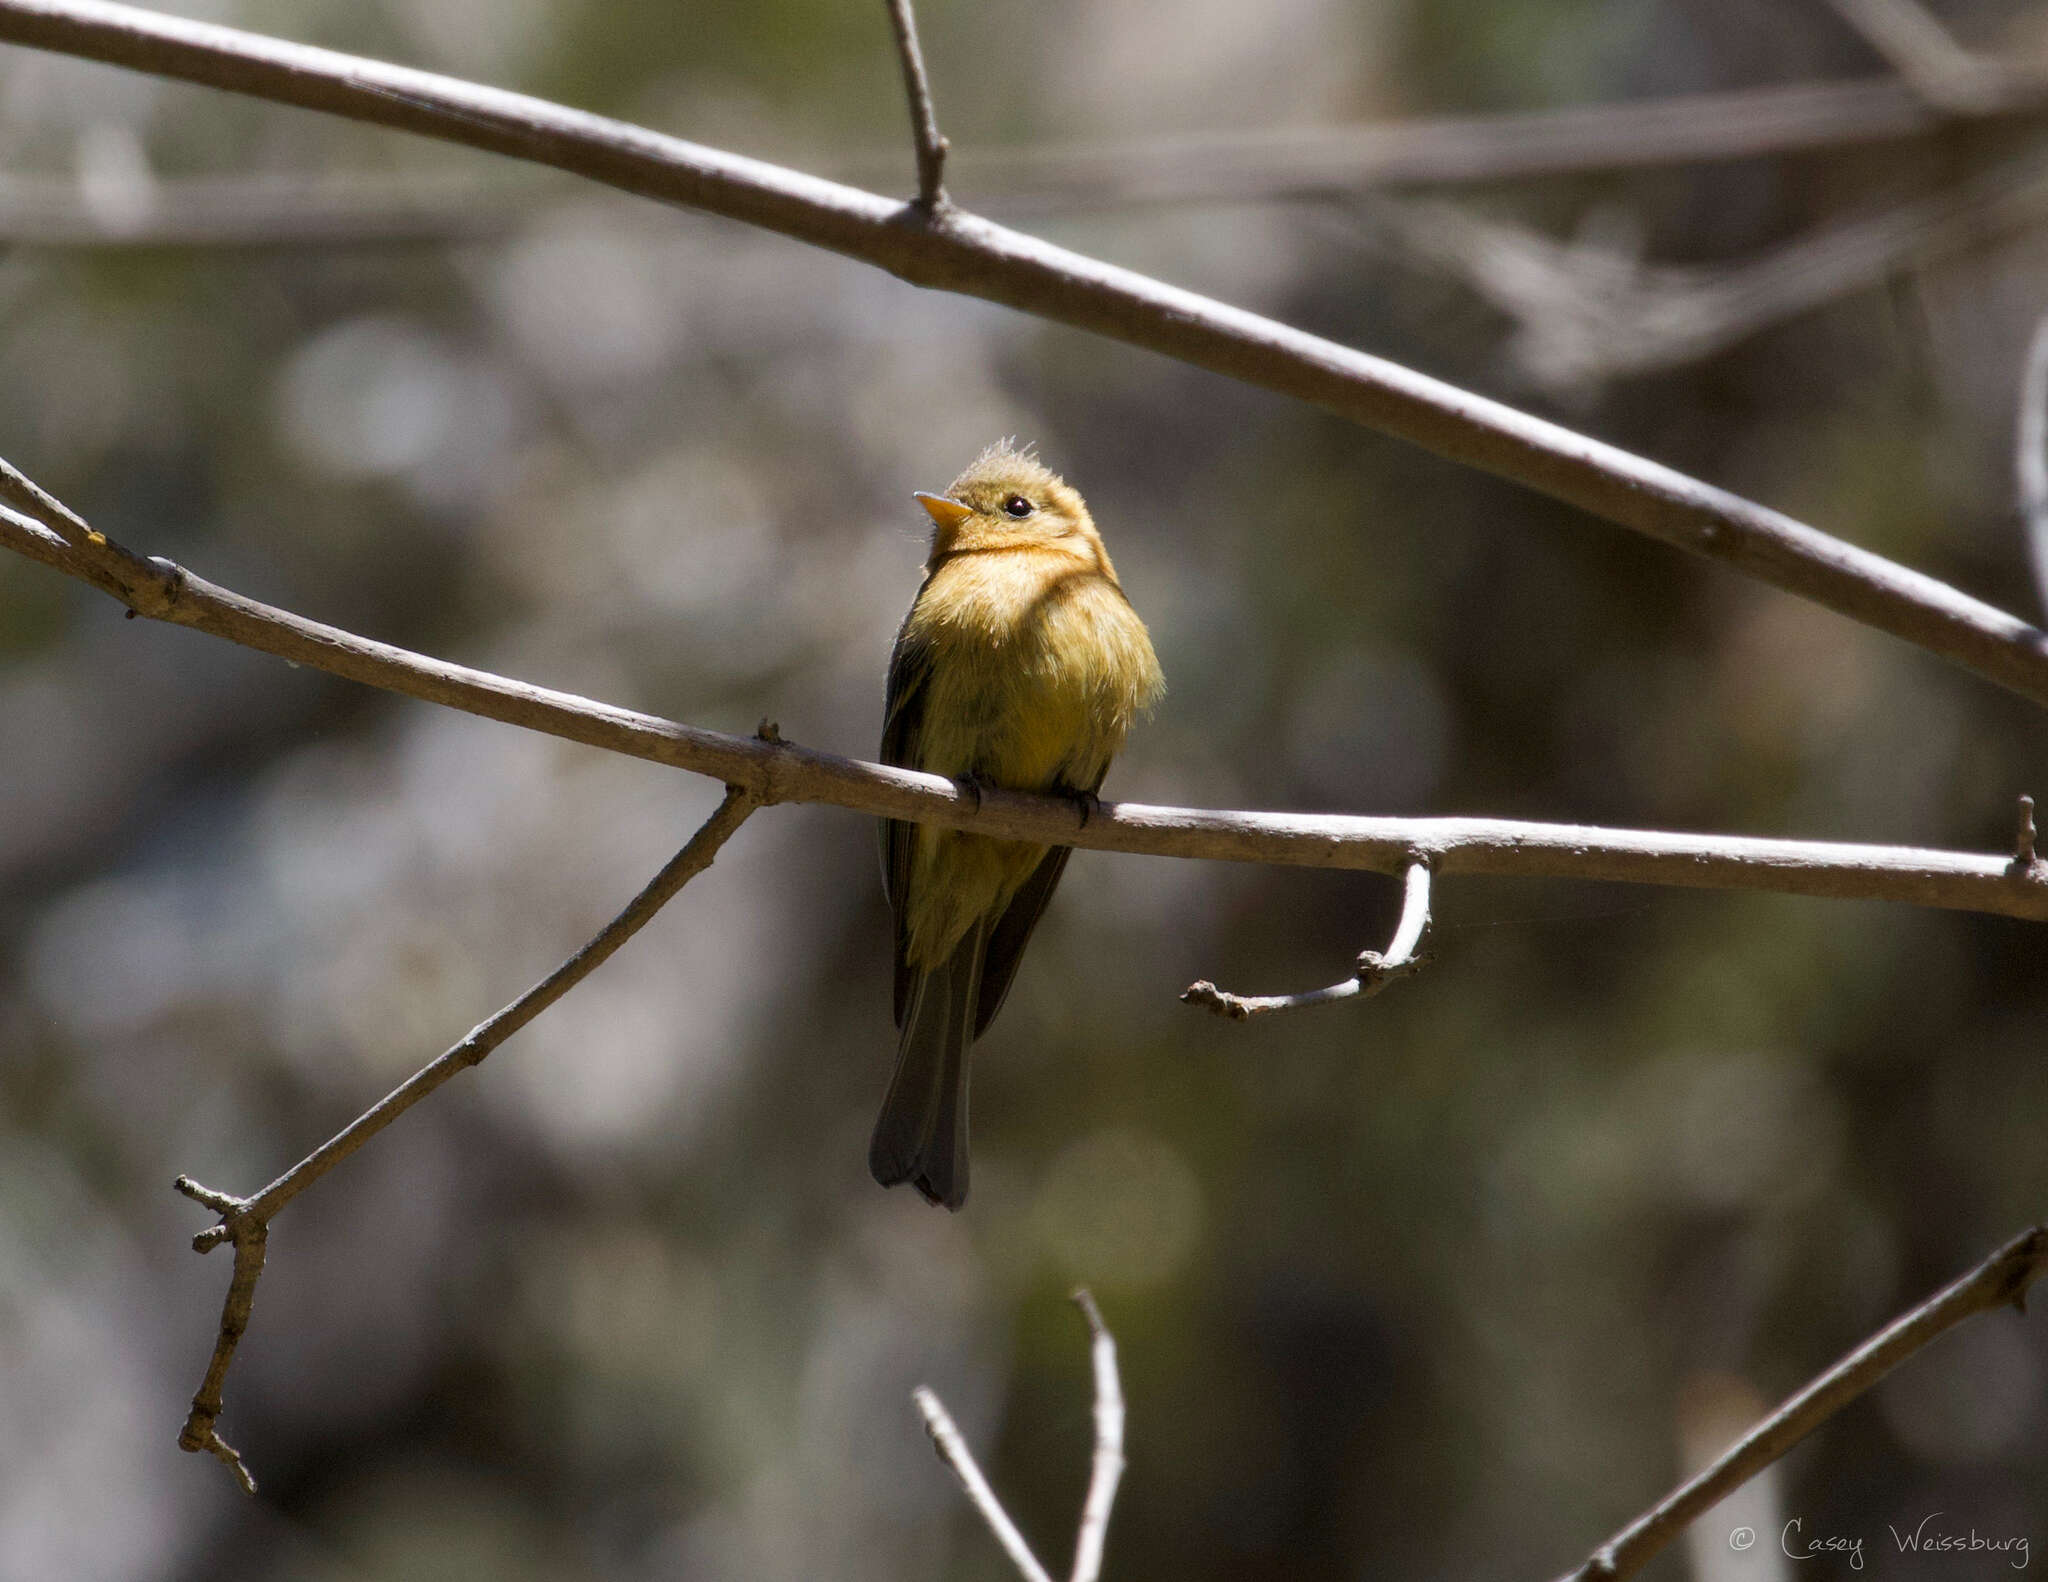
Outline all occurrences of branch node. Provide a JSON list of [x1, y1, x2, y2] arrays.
[[2011, 794, 2039, 876], [181, 1423, 257, 1495], [884, 0, 950, 211], [174, 1174, 248, 1219], [1179, 979, 1251, 1019]]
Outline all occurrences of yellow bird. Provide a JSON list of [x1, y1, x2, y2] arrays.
[[872, 442, 1164, 1209]]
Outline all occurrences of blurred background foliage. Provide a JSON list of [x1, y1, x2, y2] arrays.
[[1, 0, 2046, 1578]]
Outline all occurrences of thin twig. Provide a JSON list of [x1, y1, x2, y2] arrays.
[[883, 0, 947, 210], [1184, 859, 1434, 1019], [2, 486, 2045, 922], [171, 1176, 262, 1493], [1069, 1290, 1126, 1582], [913, 1387, 1055, 1582], [1821, 0, 2013, 116], [0, 167, 532, 246], [2017, 314, 2048, 619], [1355, 141, 2048, 394], [169, 785, 758, 1487], [13, 73, 2048, 249], [912, 1291, 1127, 1582], [956, 72, 2048, 209], [0, 450, 96, 548], [4, 4, 2048, 709], [1557, 1224, 2048, 1582]]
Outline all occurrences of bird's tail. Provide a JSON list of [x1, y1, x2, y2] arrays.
[[869, 916, 988, 1210]]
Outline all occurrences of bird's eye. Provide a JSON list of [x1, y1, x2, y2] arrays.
[[1003, 495, 1034, 518]]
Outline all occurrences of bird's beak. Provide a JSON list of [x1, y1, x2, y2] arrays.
[[914, 492, 976, 530]]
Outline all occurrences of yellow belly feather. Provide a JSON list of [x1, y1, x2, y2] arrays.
[[899, 545, 1162, 968]]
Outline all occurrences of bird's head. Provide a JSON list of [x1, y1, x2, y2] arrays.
[[914, 440, 1110, 568]]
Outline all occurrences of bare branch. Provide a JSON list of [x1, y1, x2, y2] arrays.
[[1557, 1224, 2048, 1582], [0, 450, 96, 548], [913, 1387, 1054, 1582], [1821, 0, 2014, 116], [169, 785, 758, 1488], [2017, 314, 2048, 619], [170, 1176, 262, 1493], [958, 73, 2048, 208], [883, 0, 948, 210], [913, 1292, 1126, 1582], [1359, 141, 2048, 395], [1069, 1291, 1126, 1582], [3, 4, 2048, 709], [2, 485, 2044, 922], [1184, 859, 1433, 1019], [15, 73, 2048, 249]]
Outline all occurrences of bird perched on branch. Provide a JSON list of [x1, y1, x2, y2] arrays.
[[872, 442, 1164, 1209]]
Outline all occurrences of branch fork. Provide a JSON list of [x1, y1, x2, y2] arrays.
[[162, 786, 758, 1491], [915, 1290, 1126, 1582], [884, 0, 949, 212]]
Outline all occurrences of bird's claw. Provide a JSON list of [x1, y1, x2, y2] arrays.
[[956, 771, 995, 814]]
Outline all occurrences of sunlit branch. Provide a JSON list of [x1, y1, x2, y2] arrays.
[[1184, 858, 1433, 1018], [2, 1, 2047, 708], [169, 785, 758, 1490], [2017, 316, 2048, 619], [1557, 1224, 2048, 1582], [12, 74, 2048, 249], [1068, 1290, 1126, 1582], [2, 483, 2044, 921], [913, 1290, 1126, 1582], [883, 0, 948, 210]]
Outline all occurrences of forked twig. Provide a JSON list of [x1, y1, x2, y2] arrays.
[[1822, 0, 2014, 115], [170, 783, 759, 1489], [1184, 859, 1433, 1019], [915, 1290, 1127, 1582]]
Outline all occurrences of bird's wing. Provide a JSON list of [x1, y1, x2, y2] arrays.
[[973, 841, 1072, 1038], [880, 608, 933, 1028]]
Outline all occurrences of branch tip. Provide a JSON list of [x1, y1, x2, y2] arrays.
[[181, 1424, 257, 1494], [1185, 858, 1434, 1019], [173, 1175, 245, 1217]]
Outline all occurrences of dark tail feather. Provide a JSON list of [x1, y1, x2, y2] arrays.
[[869, 918, 986, 1210]]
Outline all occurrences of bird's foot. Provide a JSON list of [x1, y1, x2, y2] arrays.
[[1071, 788, 1102, 829], [955, 771, 996, 814]]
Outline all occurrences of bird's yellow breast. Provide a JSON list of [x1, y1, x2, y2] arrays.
[[904, 544, 1161, 791]]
